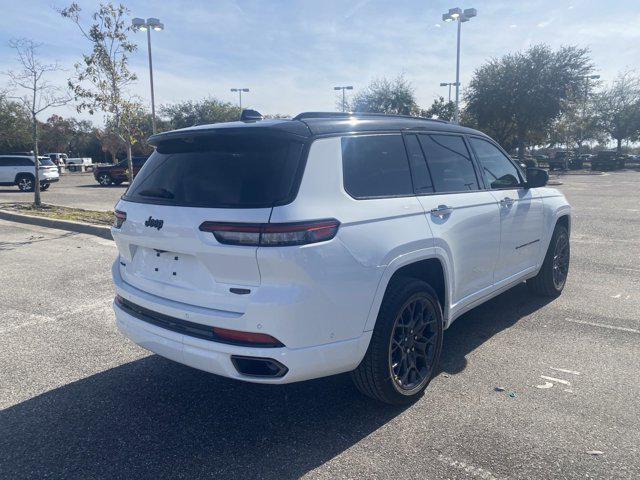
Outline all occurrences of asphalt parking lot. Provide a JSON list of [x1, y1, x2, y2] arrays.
[[0, 172, 125, 211], [1, 171, 639, 479]]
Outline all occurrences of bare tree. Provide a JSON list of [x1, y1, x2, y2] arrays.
[[60, 2, 138, 182], [6, 39, 70, 206]]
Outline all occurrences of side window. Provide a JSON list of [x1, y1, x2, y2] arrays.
[[342, 135, 414, 198], [15, 157, 34, 167], [418, 134, 479, 193], [403, 135, 434, 194], [0, 157, 14, 167], [469, 137, 522, 189]]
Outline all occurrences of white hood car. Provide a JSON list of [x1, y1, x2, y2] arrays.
[[0, 154, 60, 191], [111, 111, 571, 404]]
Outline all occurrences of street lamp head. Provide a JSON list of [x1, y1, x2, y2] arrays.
[[442, 13, 453, 22], [230, 88, 238, 92], [132, 17, 146, 31], [153, 23, 164, 31], [440, 82, 448, 86], [242, 88, 250, 92], [346, 86, 353, 90], [146, 17, 161, 28], [448, 7, 462, 18], [463, 8, 477, 18]]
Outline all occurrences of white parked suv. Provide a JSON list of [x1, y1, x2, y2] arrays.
[[111, 112, 571, 404], [0, 154, 60, 191]]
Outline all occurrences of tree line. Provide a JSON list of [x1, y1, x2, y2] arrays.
[[2, 2, 639, 178]]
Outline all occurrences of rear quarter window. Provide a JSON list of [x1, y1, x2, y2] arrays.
[[341, 134, 414, 199]]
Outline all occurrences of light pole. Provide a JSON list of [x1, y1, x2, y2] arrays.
[[439, 82, 459, 102], [132, 17, 164, 134], [231, 88, 250, 111], [442, 7, 477, 124], [579, 74, 600, 154], [334, 86, 353, 112]]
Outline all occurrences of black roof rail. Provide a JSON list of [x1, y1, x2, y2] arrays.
[[240, 109, 263, 122], [292, 111, 449, 123]]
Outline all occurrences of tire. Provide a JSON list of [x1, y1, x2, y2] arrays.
[[112, 179, 124, 185], [40, 183, 50, 191], [351, 277, 443, 405], [68, 164, 78, 172], [16, 174, 35, 192], [527, 224, 570, 297], [97, 173, 112, 186]]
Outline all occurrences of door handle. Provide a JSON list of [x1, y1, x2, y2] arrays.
[[500, 197, 514, 207], [430, 205, 453, 217]]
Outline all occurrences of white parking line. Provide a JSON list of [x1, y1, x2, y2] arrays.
[[540, 375, 571, 386], [549, 367, 581, 375], [437, 454, 499, 480], [565, 318, 639, 334]]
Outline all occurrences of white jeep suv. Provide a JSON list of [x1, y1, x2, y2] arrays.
[[0, 154, 60, 191], [111, 112, 571, 404]]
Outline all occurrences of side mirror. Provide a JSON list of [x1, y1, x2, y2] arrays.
[[525, 167, 548, 188]]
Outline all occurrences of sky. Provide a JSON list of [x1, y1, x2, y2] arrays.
[[0, 0, 638, 124]]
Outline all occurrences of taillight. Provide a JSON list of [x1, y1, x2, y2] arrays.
[[114, 210, 126, 228], [199, 219, 340, 247]]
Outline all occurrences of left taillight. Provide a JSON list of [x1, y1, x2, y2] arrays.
[[114, 210, 126, 228], [199, 219, 340, 247]]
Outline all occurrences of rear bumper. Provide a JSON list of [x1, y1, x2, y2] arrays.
[[111, 260, 372, 384], [114, 300, 371, 384]]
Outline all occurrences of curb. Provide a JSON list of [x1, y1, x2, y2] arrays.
[[0, 209, 112, 240]]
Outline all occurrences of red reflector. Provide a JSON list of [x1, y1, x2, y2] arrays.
[[213, 327, 282, 346], [199, 219, 340, 247]]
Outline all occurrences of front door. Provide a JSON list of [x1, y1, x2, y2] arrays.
[[408, 133, 501, 310], [468, 137, 544, 284]]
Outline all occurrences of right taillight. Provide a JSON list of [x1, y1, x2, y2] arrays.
[[114, 210, 126, 228], [199, 219, 340, 247]]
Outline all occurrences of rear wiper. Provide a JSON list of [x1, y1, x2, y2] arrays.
[[138, 187, 175, 199]]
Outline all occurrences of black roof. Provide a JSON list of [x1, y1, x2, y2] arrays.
[[148, 112, 486, 145]]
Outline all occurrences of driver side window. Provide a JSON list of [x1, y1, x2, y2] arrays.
[[469, 137, 522, 189]]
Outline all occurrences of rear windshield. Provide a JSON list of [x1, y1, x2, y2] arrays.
[[123, 133, 305, 208], [39, 158, 54, 166]]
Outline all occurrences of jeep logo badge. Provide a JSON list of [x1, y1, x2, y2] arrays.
[[144, 216, 164, 231]]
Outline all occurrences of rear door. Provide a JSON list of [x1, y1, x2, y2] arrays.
[[410, 133, 501, 308], [113, 131, 305, 313], [468, 136, 544, 284], [0, 157, 15, 182]]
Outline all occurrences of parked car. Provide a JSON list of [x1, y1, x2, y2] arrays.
[[549, 151, 582, 170], [93, 156, 147, 185], [65, 157, 93, 172], [591, 151, 626, 171], [0, 154, 59, 191], [46, 152, 68, 166], [111, 111, 571, 405]]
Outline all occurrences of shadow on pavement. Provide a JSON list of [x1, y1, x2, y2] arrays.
[[0, 284, 553, 479], [440, 283, 554, 375]]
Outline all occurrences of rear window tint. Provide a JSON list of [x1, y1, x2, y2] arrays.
[[124, 133, 304, 208], [38, 158, 54, 166], [342, 135, 413, 198]]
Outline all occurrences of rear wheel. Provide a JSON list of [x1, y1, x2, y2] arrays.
[[97, 173, 112, 186], [351, 277, 443, 405], [527, 224, 570, 297], [40, 183, 50, 191], [16, 174, 35, 192]]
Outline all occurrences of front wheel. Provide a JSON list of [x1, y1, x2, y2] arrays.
[[97, 173, 112, 186], [40, 183, 50, 191], [351, 278, 443, 405], [527, 224, 570, 297]]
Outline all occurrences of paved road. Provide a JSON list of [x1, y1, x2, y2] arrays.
[[1, 171, 639, 479], [0, 173, 125, 212]]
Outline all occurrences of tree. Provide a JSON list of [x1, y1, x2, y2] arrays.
[[422, 96, 455, 121], [40, 115, 75, 153], [6, 38, 70, 206], [465, 44, 594, 158], [0, 94, 32, 152], [160, 98, 240, 129], [549, 96, 602, 152], [60, 2, 138, 181], [595, 72, 640, 153], [349, 75, 419, 115]]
